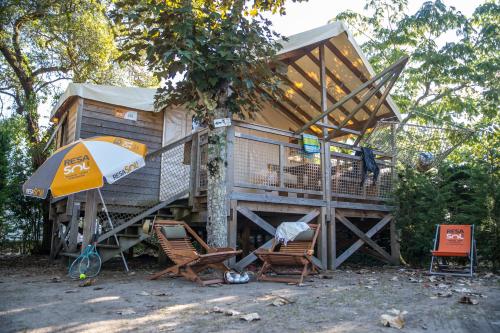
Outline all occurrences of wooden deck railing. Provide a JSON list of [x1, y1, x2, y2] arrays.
[[189, 121, 395, 203]]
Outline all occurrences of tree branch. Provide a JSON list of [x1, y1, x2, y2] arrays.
[[35, 76, 70, 92], [33, 66, 69, 76]]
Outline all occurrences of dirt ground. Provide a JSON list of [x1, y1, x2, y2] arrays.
[[1, 255, 499, 333]]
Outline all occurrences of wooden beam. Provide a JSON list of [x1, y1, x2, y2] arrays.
[[295, 56, 409, 135], [354, 58, 408, 145], [82, 189, 98, 250], [255, 87, 308, 129], [326, 69, 395, 140], [334, 214, 392, 268], [306, 52, 373, 116], [290, 62, 351, 118], [237, 206, 276, 235]]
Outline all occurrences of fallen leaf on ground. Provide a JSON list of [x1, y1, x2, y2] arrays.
[[152, 291, 171, 296], [270, 296, 295, 306], [391, 276, 399, 281], [79, 279, 97, 287], [64, 289, 78, 294], [452, 287, 472, 293], [380, 309, 407, 329], [484, 273, 494, 278], [240, 313, 260, 321], [459, 296, 478, 305], [409, 277, 422, 283], [212, 306, 241, 316], [93, 287, 104, 290], [435, 291, 452, 298], [116, 309, 136, 315]]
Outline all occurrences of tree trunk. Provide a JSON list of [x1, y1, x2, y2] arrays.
[[206, 106, 229, 248]]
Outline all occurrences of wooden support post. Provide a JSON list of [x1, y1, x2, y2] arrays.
[[82, 189, 98, 251], [390, 218, 400, 265], [319, 207, 327, 269], [327, 207, 336, 270], [228, 200, 238, 266], [49, 213, 59, 260], [67, 202, 81, 252], [226, 125, 235, 216]]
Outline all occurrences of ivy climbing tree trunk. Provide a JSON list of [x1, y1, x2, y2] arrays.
[[206, 105, 229, 248]]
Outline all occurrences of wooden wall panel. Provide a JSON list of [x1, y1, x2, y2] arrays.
[[79, 100, 164, 206]]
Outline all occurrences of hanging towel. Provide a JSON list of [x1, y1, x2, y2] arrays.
[[302, 134, 321, 154], [275, 222, 310, 245], [356, 146, 380, 186]]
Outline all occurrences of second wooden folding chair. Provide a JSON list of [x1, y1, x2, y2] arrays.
[[256, 224, 321, 284]]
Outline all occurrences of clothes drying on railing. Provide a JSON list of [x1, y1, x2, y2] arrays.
[[356, 146, 380, 186]]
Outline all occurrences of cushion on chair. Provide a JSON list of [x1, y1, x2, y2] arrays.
[[294, 229, 314, 241], [161, 225, 187, 239]]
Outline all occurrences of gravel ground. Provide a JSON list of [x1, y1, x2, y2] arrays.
[[1, 255, 499, 333]]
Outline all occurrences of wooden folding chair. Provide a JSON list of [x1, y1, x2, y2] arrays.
[[150, 220, 241, 286], [256, 224, 321, 284], [429, 224, 476, 277]]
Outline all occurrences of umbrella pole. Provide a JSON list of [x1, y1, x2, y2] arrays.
[[97, 188, 129, 272]]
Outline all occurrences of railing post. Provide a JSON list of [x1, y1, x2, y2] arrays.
[[188, 132, 199, 208], [279, 144, 285, 188], [226, 124, 235, 216]]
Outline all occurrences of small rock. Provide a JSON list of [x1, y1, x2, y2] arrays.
[[93, 287, 104, 290], [152, 291, 171, 296], [391, 276, 399, 281], [240, 313, 260, 322], [116, 309, 136, 315], [137, 291, 150, 296], [319, 274, 334, 279], [270, 296, 295, 306], [50, 277, 62, 283], [459, 296, 478, 305], [435, 291, 452, 298]]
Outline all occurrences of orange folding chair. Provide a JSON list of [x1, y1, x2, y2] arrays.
[[429, 224, 476, 277]]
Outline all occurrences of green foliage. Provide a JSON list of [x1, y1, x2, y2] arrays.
[[113, 0, 305, 123], [337, 1, 499, 269], [335, 0, 499, 124], [0, 117, 43, 253], [396, 161, 499, 269]]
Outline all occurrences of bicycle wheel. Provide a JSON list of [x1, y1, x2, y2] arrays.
[[84, 252, 102, 277], [68, 256, 84, 279]]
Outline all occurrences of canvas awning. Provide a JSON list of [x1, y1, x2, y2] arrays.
[[50, 83, 157, 121], [252, 21, 403, 137]]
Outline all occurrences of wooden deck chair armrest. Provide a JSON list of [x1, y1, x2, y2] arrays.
[[257, 252, 305, 257], [200, 250, 241, 259], [207, 247, 238, 253], [169, 249, 199, 260]]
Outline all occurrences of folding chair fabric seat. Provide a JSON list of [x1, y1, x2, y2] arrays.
[[429, 224, 476, 277]]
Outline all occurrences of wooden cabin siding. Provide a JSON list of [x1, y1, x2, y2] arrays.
[[66, 102, 78, 143], [77, 100, 164, 206]]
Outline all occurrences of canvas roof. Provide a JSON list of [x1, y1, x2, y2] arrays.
[[250, 21, 402, 135], [51, 22, 401, 135], [50, 83, 156, 120]]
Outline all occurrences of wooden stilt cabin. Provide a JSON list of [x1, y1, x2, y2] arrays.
[[48, 22, 406, 270]]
